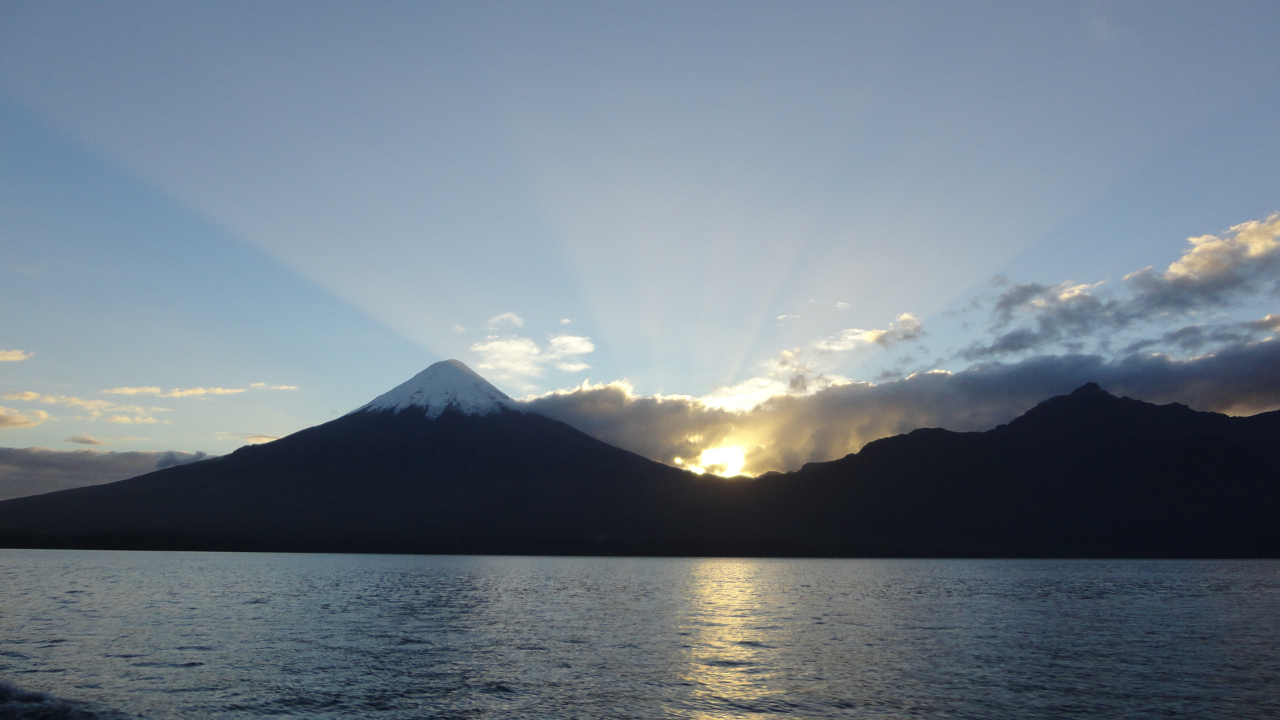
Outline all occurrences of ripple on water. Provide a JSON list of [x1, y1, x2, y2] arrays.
[[0, 553, 1278, 719]]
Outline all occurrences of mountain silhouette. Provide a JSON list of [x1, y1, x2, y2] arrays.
[[1, 365, 1277, 557]]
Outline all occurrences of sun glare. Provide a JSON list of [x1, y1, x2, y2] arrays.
[[688, 446, 746, 477]]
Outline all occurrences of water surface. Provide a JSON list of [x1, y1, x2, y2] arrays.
[[1, 551, 1277, 718]]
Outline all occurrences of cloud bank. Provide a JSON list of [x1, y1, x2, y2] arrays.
[[0, 350, 32, 362], [524, 339, 1280, 476], [0, 447, 211, 501]]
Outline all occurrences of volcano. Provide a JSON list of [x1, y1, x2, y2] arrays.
[[0, 361, 727, 554], [1, 365, 1278, 557]]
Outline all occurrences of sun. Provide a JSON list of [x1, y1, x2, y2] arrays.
[[679, 446, 746, 477]]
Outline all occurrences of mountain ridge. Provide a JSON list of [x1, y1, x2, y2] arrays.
[[1, 373, 1277, 557]]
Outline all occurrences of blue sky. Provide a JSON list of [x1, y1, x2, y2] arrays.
[[2, 1, 1279, 479]]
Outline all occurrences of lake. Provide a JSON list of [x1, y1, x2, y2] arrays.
[[1, 551, 1277, 719]]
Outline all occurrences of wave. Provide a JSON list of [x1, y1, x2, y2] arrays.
[[0, 680, 128, 720]]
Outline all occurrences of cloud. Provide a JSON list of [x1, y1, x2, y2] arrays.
[[0, 350, 32, 362], [695, 347, 851, 412], [215, 432, 280, 444], [963, 214, 1280, 360], [154, 450, 209, 469], [471, 336, 544, 378], [471, 334, 595, 381], [0, 447, 211, 501], [0, 406, 50, 429], [528, 214, 1280, 475], [814, 313, 922, 352], [560, 318, 572, 324], [548, 335, 594, 356], [101, 386, 163, 395], [1246, 313, 1280, 332], [101, 386, 244, 398], [524, 339, 1280, 476], [777, 314, 800, 320], [836, 302, 850, 309], [960, 281, 1117, 360], [65, 435, 105, 445], [106, 384, 266, 397], [2, 392, 158, 423], [1125, 214, 1280, 313], [487, 312, 524, 329]]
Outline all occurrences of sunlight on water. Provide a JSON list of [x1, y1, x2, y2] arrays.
[[678, 560, 783, 718]]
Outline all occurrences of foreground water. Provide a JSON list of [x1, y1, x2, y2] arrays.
[[0, 552, 1277, 719]]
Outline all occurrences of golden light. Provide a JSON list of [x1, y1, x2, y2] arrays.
[[688, 445, 746, 477]]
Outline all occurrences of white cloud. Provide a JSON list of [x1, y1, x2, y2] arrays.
[[548, 335, 595, 356], [487, 312, 524, 329], [814, 313, 922, 352], [836, 302, 850, 309], [0, 349, 32, 362], [101, 386, 162, 395], [452, 323, 466, 334], [4, 391, 159, 423], [560, 318, 572, 324], [103, 386, 246, 398], [250, 383, 298, 390], [0, 406, 50, 429], [471, 334, 595, 381], [471, 336, 545, 377], [161, 387, 245, 397]]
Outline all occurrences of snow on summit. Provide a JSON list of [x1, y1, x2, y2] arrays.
[[354, 360, 518, 417]]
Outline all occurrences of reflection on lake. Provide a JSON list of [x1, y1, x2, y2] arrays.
[[0, 551, 1277, 719]]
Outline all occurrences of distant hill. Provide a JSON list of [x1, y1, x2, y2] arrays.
[[1, 365, 1276, 557]]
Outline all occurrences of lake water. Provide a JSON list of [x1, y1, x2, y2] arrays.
[[0, 551, 1277, 719]]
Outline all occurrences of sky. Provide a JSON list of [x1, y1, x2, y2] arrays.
[[2, 1, 1280, 490]]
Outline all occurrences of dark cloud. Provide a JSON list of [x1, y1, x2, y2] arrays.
[[963, 281, 1121, 360], [155, 450, 209, 469], [0, 448, 212, 501], [1244, 313, 1280, 332], [526, 384, 742, 470], [523, 339, 1280, 475], [65, 435, 106, 446]]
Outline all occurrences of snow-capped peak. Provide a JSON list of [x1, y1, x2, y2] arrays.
[[352, 360, 519, 417]]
